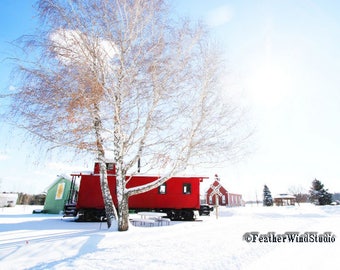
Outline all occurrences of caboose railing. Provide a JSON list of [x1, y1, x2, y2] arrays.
[[63, 174, 79, 217]]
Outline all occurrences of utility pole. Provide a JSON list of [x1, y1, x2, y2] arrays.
[[215, 194, 219, 219]]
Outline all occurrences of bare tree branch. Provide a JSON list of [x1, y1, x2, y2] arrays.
[[2, 0, 251, 231]]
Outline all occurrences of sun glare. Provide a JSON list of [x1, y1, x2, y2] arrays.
[[246, 62, 291, 108]]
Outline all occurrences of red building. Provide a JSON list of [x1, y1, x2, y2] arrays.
[[205, 175, 243, 207]]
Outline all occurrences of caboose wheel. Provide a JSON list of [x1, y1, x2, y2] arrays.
[[167, 211, 176, 221], [180, 210, 194, 221]]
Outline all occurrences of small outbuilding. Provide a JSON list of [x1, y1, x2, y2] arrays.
[[43, 175, 75, 214], [0, 193, 18, 207], [273, 194, 296, 206], [205, 175, 243, 207]]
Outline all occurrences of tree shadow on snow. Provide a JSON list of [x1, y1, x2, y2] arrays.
[[0, 215, 101, 232], [28, 232, 105, 270]]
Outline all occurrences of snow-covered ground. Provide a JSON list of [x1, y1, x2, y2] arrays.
[[1, 204, 340, 270]]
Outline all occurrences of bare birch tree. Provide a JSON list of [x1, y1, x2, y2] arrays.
[[5, 0, 250, 231]]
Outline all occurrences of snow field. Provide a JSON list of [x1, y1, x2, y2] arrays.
[[1, 204, 340, 270]]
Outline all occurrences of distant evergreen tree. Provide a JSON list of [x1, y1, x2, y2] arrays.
[[309, 179, 332, 205], [263, 185, 273, 206]]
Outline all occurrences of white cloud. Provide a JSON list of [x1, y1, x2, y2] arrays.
[[8, 85, 16, 91], [205, 5, 233, 27], [50, 29, 118, 66]]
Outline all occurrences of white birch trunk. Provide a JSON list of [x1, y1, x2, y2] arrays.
[[94, 106, 118, 228], [98, 159, 118, 228], [115, 161, 129, 231]]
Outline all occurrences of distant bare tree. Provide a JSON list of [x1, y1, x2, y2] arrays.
[[288, 185, 309, 205], [4, 0, 250, 231]]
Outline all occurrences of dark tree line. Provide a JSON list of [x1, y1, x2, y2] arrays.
[[17, 193, 46, 205], [262, 178, 333, 207]]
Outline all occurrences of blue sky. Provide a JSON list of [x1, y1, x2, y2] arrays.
[[1, 0, 340, 200]]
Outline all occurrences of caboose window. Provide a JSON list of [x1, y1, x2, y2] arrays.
[[158, 183, 167, 194], [106, 163, 114, 170], [183, 183, 191, 194]]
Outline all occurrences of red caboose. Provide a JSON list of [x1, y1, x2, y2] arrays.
[[64, 162, 208, 221]]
